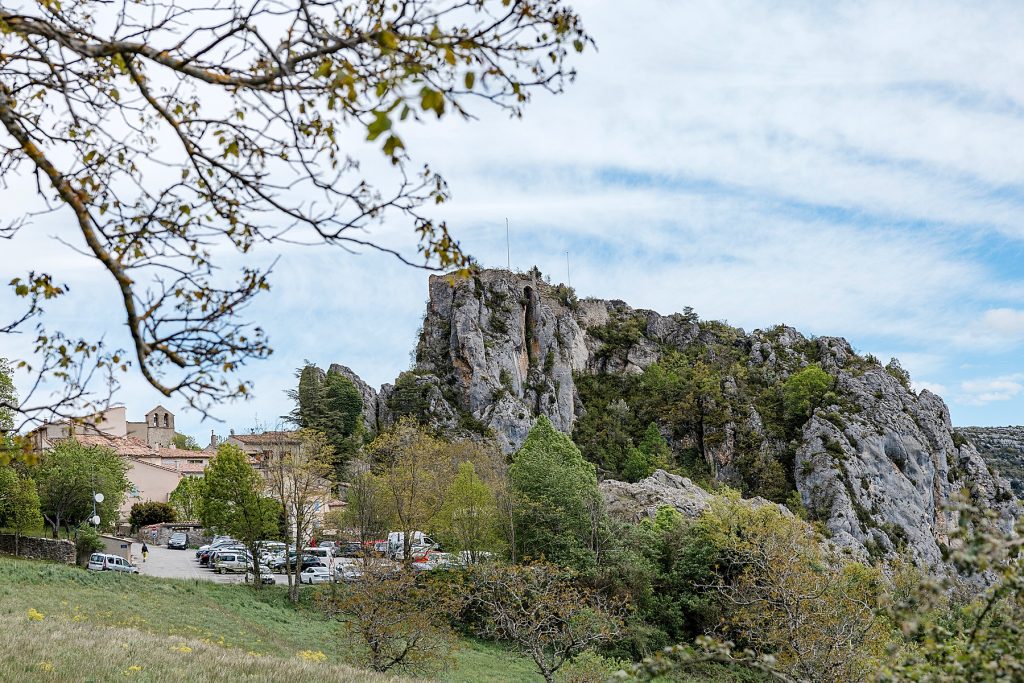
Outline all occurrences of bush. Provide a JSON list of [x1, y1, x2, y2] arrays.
[[74, 524, 104, 564], [782, 364, 834, 430], [129, 501, 177, 531]]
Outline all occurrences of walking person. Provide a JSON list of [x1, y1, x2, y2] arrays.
[[141, 541, 149, 563]]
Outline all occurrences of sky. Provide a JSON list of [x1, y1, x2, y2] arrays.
[[3, 0, 1024, 439]]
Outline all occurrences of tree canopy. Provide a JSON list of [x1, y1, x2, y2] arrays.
[[32, 439, 129, 535], [200, 443, 280, 573], [510, 416, 600, 570], [0, 0, 590, 427]]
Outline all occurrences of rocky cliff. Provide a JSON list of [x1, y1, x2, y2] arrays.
[[339, 268, 1017, 570], [961, 426, 1024, 497]]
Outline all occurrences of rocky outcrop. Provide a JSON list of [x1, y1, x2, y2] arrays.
[[601, 469, 789, 522], [961, 426, 1024, 497], [333, 268, 1018, 572]]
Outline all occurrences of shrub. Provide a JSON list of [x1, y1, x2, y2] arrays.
[[129, 501, 177, 531], [74, 524, 104, 564]]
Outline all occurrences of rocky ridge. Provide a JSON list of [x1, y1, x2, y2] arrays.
[[960, 426, 1024, 497], [338, 268, 1017, 571]]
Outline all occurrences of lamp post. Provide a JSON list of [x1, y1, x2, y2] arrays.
[[91, 492, 104, 527]]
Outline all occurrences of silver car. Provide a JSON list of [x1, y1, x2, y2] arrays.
[[87, 553, 139, 574]]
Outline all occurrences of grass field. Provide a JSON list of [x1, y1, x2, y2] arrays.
[[0, 555, 538, 682]]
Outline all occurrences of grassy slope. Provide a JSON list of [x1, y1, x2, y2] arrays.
[[0, 555, 537, 683]]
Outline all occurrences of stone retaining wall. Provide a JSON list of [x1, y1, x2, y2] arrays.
[[0, 534, 75, 564], [138, 524, 210, 548]]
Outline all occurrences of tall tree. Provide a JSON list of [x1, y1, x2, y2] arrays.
[[433, 461, 503, 563], [4, 475, 43, 555], [510, 417, 601, 570], [168, 476, 205, 521], [319, 369, 364, 478], [32, 440, 129, 536], [200, 443, 280, 588], [0, 0, 589, 427], [287, 364, 326, 429], [344, 462, 392, 567], [370, 418, 454, 564], [264, 429, 333, 602]]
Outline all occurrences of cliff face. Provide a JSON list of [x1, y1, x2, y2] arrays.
[[340, 268, 1017, 569], [961, 426, 1024, 497]]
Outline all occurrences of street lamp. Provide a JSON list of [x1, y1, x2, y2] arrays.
[[91, 492, 104, 527]]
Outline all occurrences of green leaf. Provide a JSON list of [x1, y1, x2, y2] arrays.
[[315, 59, 333, 78], [366, 111, 392, 141], [382, 134, 404, 157], [464, 72, 476, 89]]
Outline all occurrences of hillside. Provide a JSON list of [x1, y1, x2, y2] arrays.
[[0, 556, 537, 683], [338, 268, 1017, 571], [961, 426, 1024, 497]]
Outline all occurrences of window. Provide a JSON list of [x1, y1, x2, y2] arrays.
[[153, 415, 158, 426], [163, 413, 169, 427]]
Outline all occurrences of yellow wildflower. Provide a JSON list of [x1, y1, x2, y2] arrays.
[[26, 608, 44, 621], [297, 650, 326, 663], [125, 665, 143, 674], [37, 662, 54, 672], [172, 645, 193, 653]]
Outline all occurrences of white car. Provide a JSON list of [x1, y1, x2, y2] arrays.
[[87, 553, 139, 574], [299, 565, 332, 584], [334, 559, 364, 583]]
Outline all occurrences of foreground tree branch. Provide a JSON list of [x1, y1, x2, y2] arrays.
[[0, 0, 590, 431]]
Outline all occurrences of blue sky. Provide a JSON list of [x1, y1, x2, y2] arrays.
[[3, 0, 1024, 437]]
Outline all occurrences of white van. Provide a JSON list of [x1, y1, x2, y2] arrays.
[[302, 546, 335, 571], [387, 531, 438, 559], [213, 551, 249, 574], [87, 553, 139, 574]]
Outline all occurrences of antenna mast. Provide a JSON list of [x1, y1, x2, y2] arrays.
[[566, 251, 571, 287], [505, 218, 511, 270]]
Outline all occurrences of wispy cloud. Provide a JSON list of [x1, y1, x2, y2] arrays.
[[958, 374, 1024, 405], [4, 0, 1024, 432]]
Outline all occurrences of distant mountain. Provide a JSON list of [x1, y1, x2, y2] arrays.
[[960, 426, 1024, 497], [338, 268, 1017, 572]]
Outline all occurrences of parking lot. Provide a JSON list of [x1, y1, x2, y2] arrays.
[[135, 544, 276, 584]]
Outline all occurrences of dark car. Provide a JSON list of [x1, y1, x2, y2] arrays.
[[168, 532, 188, 550], [337, 541, 364, 558]]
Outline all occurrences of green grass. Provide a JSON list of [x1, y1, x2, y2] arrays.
[[0, 555, 539, 682]]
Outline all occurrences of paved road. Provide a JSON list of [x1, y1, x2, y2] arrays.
[[133, 544, 279, 585]]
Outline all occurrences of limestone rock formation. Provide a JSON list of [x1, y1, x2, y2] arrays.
[[333, 268, 1018, 572], [600, 469, 788, 523], [961, 426, 1024, 497]]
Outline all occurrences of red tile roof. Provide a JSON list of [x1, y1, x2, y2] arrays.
[[229, 430, 302, 445], [70, 433, 156, 457], [155, 447, 211, 459]]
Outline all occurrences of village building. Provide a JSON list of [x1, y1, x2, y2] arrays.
[[27, 405, 211, 521]]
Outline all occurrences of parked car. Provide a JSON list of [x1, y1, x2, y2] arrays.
[[334, 561, 363, 583], [317, 540, 337, 550], [168, 532, 188, 550], [299, 566, 332, 584], [245, 564, 276, 585], [87, 553, 140, 574], [303, 546, 336, 569], [214, 551, 250, 574], [336, 541, 364, 558], [285, 553, 325, 571], [387, 531, 438, 559]]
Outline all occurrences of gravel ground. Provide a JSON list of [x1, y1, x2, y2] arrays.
[[133, 543, 279, 584]]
